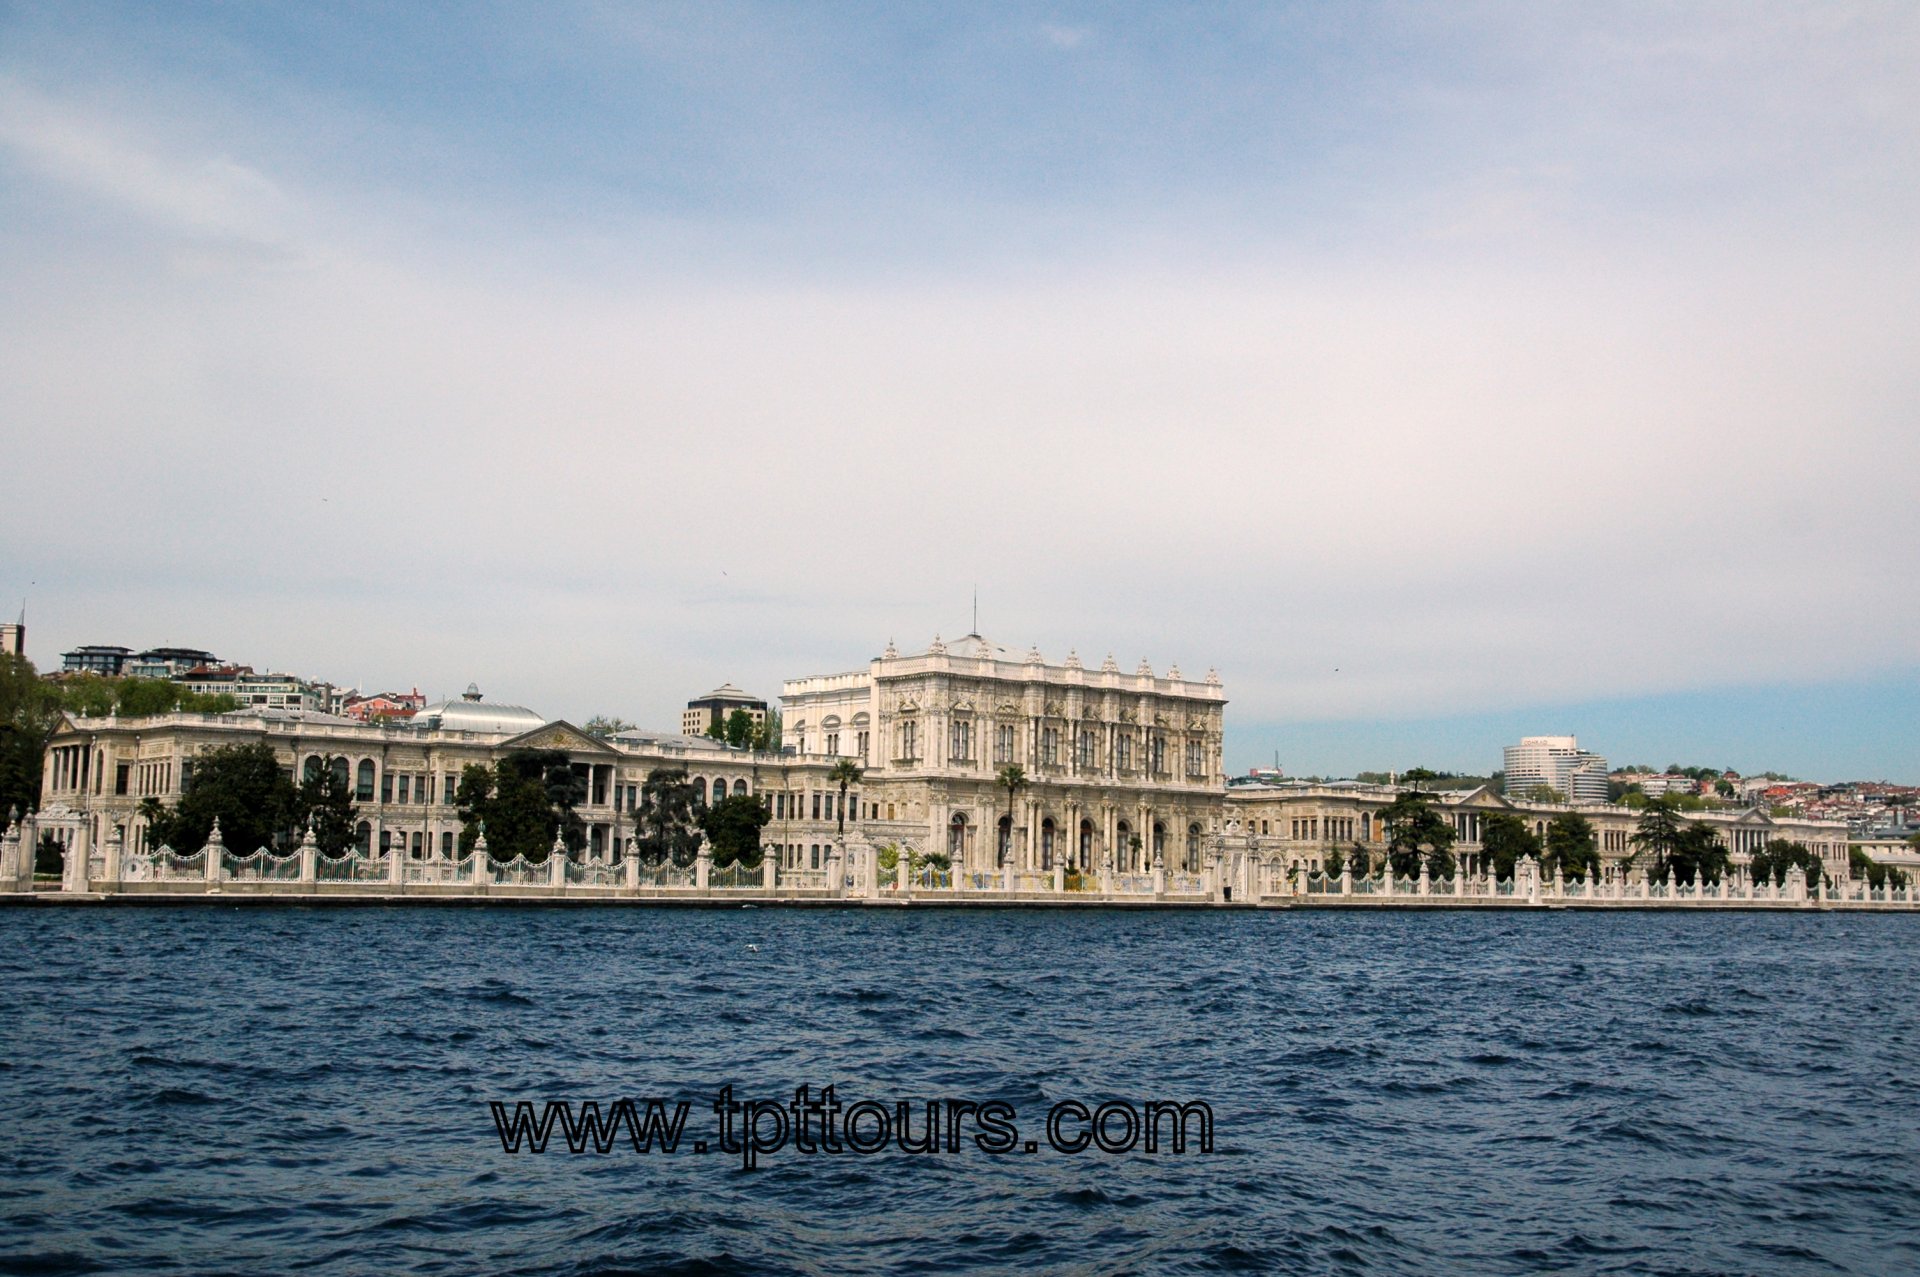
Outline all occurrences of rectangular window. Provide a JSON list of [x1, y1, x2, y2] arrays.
[[993, 724, 1014, 764], [1117, 734, 1132, 770], [857, 730, 869, 762], [115, 763, 130, 796], [950, 719, 972, 761], [1041, 727, 1060, 765], [381, 772, 393, 804], [899, 720, 918, 760], [398, 775, 411, 804], [812, 792, 821, 820]]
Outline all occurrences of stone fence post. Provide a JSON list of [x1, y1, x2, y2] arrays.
[[696, 846, 712, 892], [204, 818, 225, 886]]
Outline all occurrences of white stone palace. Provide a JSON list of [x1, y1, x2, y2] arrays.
[[782, 633, 1228, 879], [5, 631, 1903, 909]]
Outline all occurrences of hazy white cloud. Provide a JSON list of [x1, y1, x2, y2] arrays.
[[0, 4, 1916, 778]]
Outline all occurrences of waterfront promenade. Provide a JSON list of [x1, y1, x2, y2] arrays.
[[3, 819, 1915, 910]]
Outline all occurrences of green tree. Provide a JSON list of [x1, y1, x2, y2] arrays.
[[1543, 811, 1601, 879], [1522, 784, 1566, 803], [1381, 791, 1456, 877], [1674, 822, 1730, 884], [1752, 838, 1822, 887], [631, 768, 704, 867], [1400, 767, 1439, 791], [751, 707, 783, 752], [140, 742, 300, 855], [700, 793, 770, 867], [995, 763, 1028, 864], [0, 655, 62, 818], [723, 708, 756, 749], [455, 749, 584, 861], [1849, 845, 1910, 890], [828, 758, 863, 837], [1714, 778, 1736, 799], [1629, 794, 1686, 878], [53, 674, 117, 716], [295, 755, 358, 857], [1322, 845, 1347, 879], [582, 715, 635, 738], [1633, 804, 1729, 884], [1479, 811, 1540, 880]]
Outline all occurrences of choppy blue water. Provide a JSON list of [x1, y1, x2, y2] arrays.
[[2, 906, 1917, 1275]]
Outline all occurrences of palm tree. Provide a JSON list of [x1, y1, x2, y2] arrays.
[[996, 764, 1028, 865], [827, 758, 863, 837]]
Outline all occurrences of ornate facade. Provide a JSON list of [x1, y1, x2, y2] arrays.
[[1221, 781, 1851, 881], [783, 634, 1228, 874], [31, 707, 866, 875]]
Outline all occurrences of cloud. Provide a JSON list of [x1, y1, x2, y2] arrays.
[[1040, 24, 1089, 50], [0, 4, 1917, 777]]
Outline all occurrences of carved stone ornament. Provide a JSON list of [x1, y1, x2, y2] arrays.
[[1119, 707, 1137, 723]]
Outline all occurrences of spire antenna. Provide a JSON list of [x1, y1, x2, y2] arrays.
[[972, 586, 978, 635]]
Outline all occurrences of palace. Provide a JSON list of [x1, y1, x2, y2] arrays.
[[782, 634, 1228, 875], [14, 631, 1872, 904]]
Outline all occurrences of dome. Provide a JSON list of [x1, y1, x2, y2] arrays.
[[410, 686, 545, 734]]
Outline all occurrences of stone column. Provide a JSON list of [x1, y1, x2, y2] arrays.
[[1053, 857, 1064, 893], [1002, 856, 1013, 893], [1152, 851, 1166, 900], [473, 828, 491, 890], [550, 832, 568, 888], [0, 817, 20, 890], [1339, 863, 1352, 895], [298, 820, 318, 886], [204, 818, 225, 885], [103, 824, 124, 890], [65, 819, 92, 893], [762, 851, 776, 890], [389, 830, 406, 887], [696, 845, 712, 892], [824, 843, 841, 898]]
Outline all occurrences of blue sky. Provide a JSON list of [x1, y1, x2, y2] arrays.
[[2, 3, 1916, 782]]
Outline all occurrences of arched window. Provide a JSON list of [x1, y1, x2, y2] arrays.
[[1188, 822, 1202, 872], [689, 777, 705, 808], [997, 815, 1012, 863], [355, 759, 375, 801], [303, 755, 323, 782], [378, 829, 392, 854], [948, 813, 968, 865], [733, 778, 748, 796], [1153, 821, 1166, 865], [1116, 820, 1134, 871], [410, 831, 423, 858], [1041, 818, 1056, 869], [1079, 819, 1093, 868], [1360, 812, 1371, 841], [440, 831, 453, 857], [713, 779, 728, 805], [354, 821, 371, 853]]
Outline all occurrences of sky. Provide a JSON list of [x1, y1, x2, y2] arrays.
[[1, 2, 1916, 784]]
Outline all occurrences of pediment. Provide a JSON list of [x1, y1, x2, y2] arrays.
[[499, 720, 618, 757]]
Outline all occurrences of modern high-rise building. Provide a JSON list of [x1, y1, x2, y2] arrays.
[[0, 622, 22, 658], [1503, 735, 1610, 803]]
